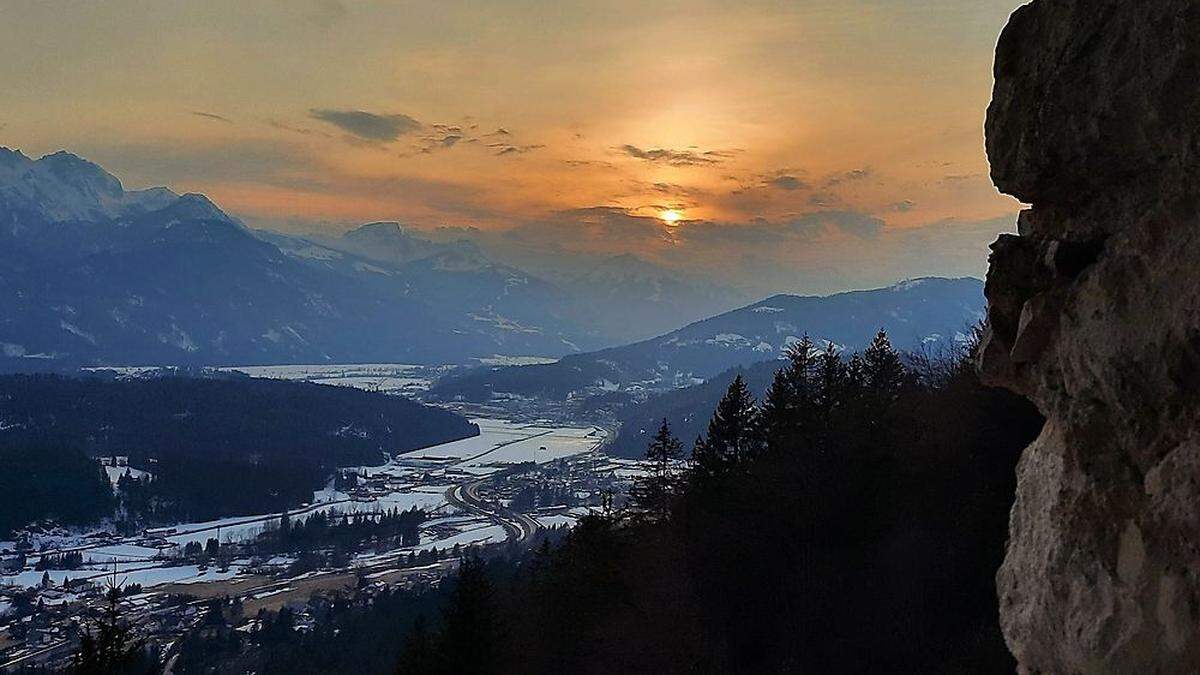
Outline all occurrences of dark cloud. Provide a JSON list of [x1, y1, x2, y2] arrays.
[[309, 109, 422, 141], [617, 144, 730, 167], [766, 174, 807, 191], [489, 143, 544, 156], [389, 121, 542, 158], [192, 111, 233, 124], [823, 167, 872, 187]]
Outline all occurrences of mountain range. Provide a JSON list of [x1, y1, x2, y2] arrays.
[[0, 150, 654, 367], [0, 148, 983, 372], [428, 276, 985, 401], [0, 148, 755, 368]]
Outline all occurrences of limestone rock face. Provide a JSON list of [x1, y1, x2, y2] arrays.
[[980, 1, 1200, 672]]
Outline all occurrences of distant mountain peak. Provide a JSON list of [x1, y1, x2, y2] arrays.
[[37, 150, 125, 197], [155, 192, 232, 224], [330, 219, 491, 269], [0, 146, 30, 167], [0, 146, 179, 224]]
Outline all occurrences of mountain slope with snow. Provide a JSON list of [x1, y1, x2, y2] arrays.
[[0, 149, 597, 367], [429, 276, 985, 400]]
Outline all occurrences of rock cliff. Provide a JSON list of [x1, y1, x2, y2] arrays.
[[979, 0, 1200, 672]]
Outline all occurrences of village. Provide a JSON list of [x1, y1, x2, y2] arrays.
[[0, 416, 649, 671]]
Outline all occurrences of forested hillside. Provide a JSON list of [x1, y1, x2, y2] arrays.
[[0, 444, 114, 536], [609, 359, 780, 458], [430, 277, 983, 402], [0, 374, 477, 533]]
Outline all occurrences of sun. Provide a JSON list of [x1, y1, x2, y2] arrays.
[[659, 209, 683, 225]]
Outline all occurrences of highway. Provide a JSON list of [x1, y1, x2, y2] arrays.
[[445, 478, 540, 544]]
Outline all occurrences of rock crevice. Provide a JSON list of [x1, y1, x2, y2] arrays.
[[980, 0, 1200, 672]]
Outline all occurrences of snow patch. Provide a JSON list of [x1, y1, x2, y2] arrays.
[[59, 320, 97, 345], [158, 324, 198, 352]]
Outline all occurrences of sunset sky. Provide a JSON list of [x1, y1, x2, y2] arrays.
[[0, 0, 1027, 294]]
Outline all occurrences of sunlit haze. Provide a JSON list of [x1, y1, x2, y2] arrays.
[[0, 0, 1025, 294]]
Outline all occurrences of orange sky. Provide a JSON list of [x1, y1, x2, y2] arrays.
[[0, 0, 1027, 291]]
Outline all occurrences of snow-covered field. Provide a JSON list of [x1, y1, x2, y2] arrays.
[[475, 355, 558, 367], [2, 563, 246, 590], [535, 514, 579, 529], [83, 362, 436, 395], [103, 465, 151, 486], [1, 416, 604, 591], [216, 363, 433, 395], [400, 418, 604, 469], [160, 490, 454, 549]]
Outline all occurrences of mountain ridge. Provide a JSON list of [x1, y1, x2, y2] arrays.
[[429, 275, 984, 401], [0, 150, 595, 367]]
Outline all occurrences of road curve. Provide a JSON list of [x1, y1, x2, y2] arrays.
[[445, 478, 540, 545]]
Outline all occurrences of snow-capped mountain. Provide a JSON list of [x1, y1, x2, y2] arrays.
[[0, 149, 599, 367], [0, 148, 176, 226]]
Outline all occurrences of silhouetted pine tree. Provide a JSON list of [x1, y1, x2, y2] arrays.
[[862, 329, 905, 401], [692, 375, 760, 480], [439, 556, 500, 674], [759, 336, 818, 452], [72, 587, 151, 675], [397, 615, 436, 675], [629, 418, 683, 519], [812, 341, 850, 444]]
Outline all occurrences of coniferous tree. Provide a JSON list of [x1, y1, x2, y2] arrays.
[[814, 342, 849, 437], [439, 556, 500, 674], [692, 375, 760, 479], [72, 586, 149, 675], [759, 336, 818, 453], [862, 330, 905, 402], [629, 418, 683, 519], [397, 615, 437, 675]]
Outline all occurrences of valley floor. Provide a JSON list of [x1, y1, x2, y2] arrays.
[[0, 364, 648, 671]]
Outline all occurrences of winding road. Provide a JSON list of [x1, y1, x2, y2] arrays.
[[445, 478, 540, 544]]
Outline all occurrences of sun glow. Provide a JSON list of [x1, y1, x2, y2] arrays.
[[660, 209, 683, 225]]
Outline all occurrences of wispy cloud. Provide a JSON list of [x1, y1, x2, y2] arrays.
[[489, 143, 544, 156], [192, 111, 233, 124], [309, 109, 422, 141], [616, 144, 734, 167]]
